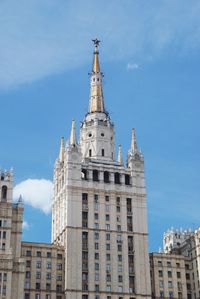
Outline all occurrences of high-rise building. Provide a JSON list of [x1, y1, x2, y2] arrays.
[[1, 40, 199, 299], [52, 39, 151, 299]]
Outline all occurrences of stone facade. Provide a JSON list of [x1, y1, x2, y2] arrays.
[[52, 40, 151, 299]]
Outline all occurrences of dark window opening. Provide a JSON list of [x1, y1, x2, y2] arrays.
[[102, 149, 105, 156], [81, 169, 88, 180], [125, 174, 131, 185], [93, 170, 99, 182], [114, 172, 121, 184], [104, 171, 110, 183], [1, 185, 7, 201], [89, 149, 92, 157]]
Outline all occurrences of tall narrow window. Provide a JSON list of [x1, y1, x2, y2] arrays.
[[1, 186, 7, 201], [114, 173, 120, 184], [89, 149, 92, 157], [93, 170, 99, 182], [102, 149, 105, 156], [104, 171, 110, 183]]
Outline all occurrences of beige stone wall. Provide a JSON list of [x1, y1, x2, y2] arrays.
[[21, 242, 65, 299], [150, 253, 188, 299]]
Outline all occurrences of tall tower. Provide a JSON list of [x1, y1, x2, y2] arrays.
[[52, 40, 151, 299]]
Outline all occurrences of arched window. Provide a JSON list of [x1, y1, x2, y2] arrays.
[[1, 186, 7, 201], [93, 170, 99, 182], [104, 171, 110, 183], [114, 173, 121, 184]]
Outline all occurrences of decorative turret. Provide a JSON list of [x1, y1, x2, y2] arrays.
[[89, 38, 105, 113], [131, 128, 138, 151], [59, 137, 65, 162], [70, 120, 77, 146], [118, 145, 123, 165]]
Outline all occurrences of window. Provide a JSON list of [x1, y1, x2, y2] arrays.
[[159, 280, 164, 288], [95, 273, 99, 281], [118, 286, 123, 292], [95, 243, 99, 250], [106, 214, 110, 221], [46, 283, 51, 291], [36, 251, 41, 257], [106, 224, 110, 231], [89, 149, 92, 157], [177, 272, 181, 278], [117, 244, 122, 251], [106, 274, 111, 281], [167, 261, 172, 267], [46, 295, 51, 299], [125, 174, 130, 185], [95, 253, 99, 260], [36, 261, 41, 268], [36, 283, 40, 290], [118, 255, 122, 262], [1, 185, 7, 200], [35, 295, 40, 299], [168, 281, 173, 288], [106, 285, 111, 292], [159, 270, 163, 277], [26, 250, 32, 257], [95, 284, 99, 292], [57, 254, 62, 259], [169, 291, 173, 298], [118, 275, 123, 282], [25, 294, 30, 299], [95, 263, 99, 270], [46, 272, 51, 280], [36, 272, 41, 279], [47, 252, 51, 258], [118, 265, 122, 272], [104, 171, 110, 183], [57, 275, 62, 281], [105, 195, 109, 201], [26, 271, 31, 278], [2, 231, 6, 239], [93, 170, 99, 181], [105, 205, 110, 212], [106, 244, 110, 250], [106, 233, 110, 240], [102, 149, 105, 156], [114, 173, 121, 184], [95, 213, 99, 220], [168, 271, 172, 278], [57, 263, 62, 270], [106, 254, 111, 261], [158, 261, 162, 267], [94, 223, 99, 229], [46, 262, 51, 269], [94, 232, 99, 240], [106, 264, 111, 272], [56, 285, 62, 293], [26, 260, 31, 267], [3, 273, 7, 281], [160, 291, 164, 298]]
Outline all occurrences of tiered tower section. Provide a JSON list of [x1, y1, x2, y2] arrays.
[[52, 40, 151, 299]]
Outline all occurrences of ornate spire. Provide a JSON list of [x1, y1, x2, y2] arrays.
[[59, 137, 65, 162], [70, 120, 77, 146], [89, 39, 105, 113], [92, 38, 100, 73], [118, 144, 123, 165], [131, 128, 138, 151]]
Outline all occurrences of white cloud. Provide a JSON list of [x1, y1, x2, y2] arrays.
[[127, 63, 139, 71], [13, 179, 53, 214], [22, 220, 30, 230], [0, 0, 200, 88]]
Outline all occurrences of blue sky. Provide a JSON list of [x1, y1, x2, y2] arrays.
[[0, 0, 200, 251]]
